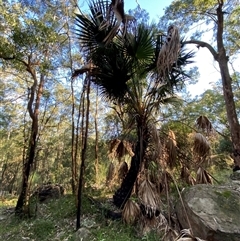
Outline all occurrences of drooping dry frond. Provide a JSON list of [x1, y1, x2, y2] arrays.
[[122, 140, 134, 157], [162, 227, 179, 241], [106, 162, 116, 185], [196, 167, 212, 184], [139, 213, 168, 236], [175, 229, 206, 241], [118, 161, 128, 180], [148, 161, 162, 190], [138, 179, 161, 218], [193, 133, 210, 158], [160, 171, 172, 194], [166, 130, 177, 169], [180, 166, 196, 186], [145, 122, 162, 162], [157, 25, 180, 80], [195, 115, 213, 134], [108, 139, 134, 160], [109, 139, 121, 156], [122, 199, 141, 224]]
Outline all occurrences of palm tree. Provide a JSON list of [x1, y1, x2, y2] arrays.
[[74, 0, 193, 209]]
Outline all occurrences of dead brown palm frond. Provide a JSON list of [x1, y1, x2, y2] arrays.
[[72, 62, 97, 78], [180, 166, 196, 186], [157, 25, 180, 80], [145, 122, 162, 162], [106, 162, 116, 185], [196, 167, 212, 184], [175, 229, 206, 241], [122, 140, 134, 157], [192, 133, 210, 158], [122, 199, 141, 224], [148, 161, 161, 190], [162, 226, 179, 241], [108, 139, 133, 161], [195, 115, 213, 134], [160, 171, 172, 194], [118, 161, 128, 180], [109, 139, 121, 155], [138, 179, 160, 218], [139, 213, 168, 236], [103, 0, 134, 44], [166, 130, 177, 169]]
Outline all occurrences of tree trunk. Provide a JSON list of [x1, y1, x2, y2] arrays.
[[76, 78, 90, 230], [15, 72, 44, 215], [216, 3, 240, 168], [71, 78, 77, 194], [184, 2, 240, 169], [94, 87, 99, 185]]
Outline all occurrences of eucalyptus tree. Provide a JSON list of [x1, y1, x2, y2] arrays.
[[74, 0, 193, 216], [0, 0, 76, 215], [161, 0, 240, 169]]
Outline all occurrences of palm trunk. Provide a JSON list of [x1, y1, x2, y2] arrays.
[[113, 119, 148, 208]]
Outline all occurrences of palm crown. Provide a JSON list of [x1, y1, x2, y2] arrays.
[[75, 0, 194, 209]]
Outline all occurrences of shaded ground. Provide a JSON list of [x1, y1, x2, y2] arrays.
[[0, 192, 160, 241]]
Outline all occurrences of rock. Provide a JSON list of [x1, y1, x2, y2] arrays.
[[32, 184, 64, 202], [230, 170, 240, 182], [175, 184, 240, 241], [74, 227, 92, 241]]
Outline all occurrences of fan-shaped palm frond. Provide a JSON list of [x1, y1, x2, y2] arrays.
[[196, 167, 212, 184], [122, 199, 141, 224], [108, 138, 134, 160], [157, 25, 180, 80], [180, 166, 196, 186], [175, 229, 206, 241], [125, 24, 155, 64], [139, 212, 168, 236], [168, 48, 195, 91], [90, 42, 133, 100], [138, 178, 161, 218], [75, 0, 117, 50], [195, 115, 213, 134], [192, 133, 210, 158], [162, 227, 179, 241]]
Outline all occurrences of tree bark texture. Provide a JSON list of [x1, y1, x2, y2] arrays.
[[184, 2, 240, 168], [76, 78, 90, 230], [15, 72, 44, 215], [113, 120, 148, 208]]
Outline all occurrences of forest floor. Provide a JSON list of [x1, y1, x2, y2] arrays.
[[0, 189, 161, 241]]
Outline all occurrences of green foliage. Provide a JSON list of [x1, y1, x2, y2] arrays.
[[32, 219, 55, 240], [160, 0, 240, 57], [0, 193, 162, 241]]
